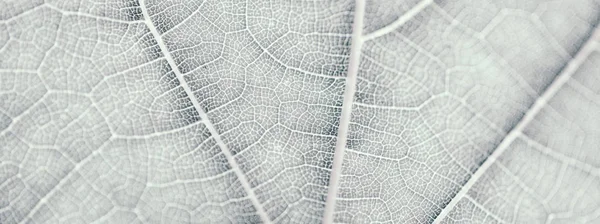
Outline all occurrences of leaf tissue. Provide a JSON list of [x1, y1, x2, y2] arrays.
[[1, 0, 600, 223]]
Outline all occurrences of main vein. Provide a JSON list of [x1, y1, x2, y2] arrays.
[[138, 1, 272, 223], [322, 0, 366, 223], [323, 0, 434, 222], [433, 27, 600, 224]]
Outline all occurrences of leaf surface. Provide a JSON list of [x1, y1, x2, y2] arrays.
[[0, 0, 599, 223]]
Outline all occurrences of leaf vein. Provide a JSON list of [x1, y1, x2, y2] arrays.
[[433, 27, 600, 224], [138, 1, 272, 223]]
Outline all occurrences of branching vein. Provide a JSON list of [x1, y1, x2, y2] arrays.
[[322, 0, 366, 223], [138, 1, 272, 223], [362, 0, 433, 41], [433, 27, 600, 224]]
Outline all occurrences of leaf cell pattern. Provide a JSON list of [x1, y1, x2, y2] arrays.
[[1, 0, 599, 223]]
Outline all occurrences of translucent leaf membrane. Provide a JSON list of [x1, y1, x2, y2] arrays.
[[1, 0, 599, 223], [441, 33, 600, 224], [334, 0, 600, 223]]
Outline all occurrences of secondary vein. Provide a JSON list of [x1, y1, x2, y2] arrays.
[[362, 0, 433, 42], [322, 0, 366, 223], [433, 27, 600, 224], [138, 1, 272, 223]]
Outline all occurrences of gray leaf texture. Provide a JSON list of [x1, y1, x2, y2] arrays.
[[1, 0, 599, 223]]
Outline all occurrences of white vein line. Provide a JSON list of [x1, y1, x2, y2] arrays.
[[520, 135, 600, 177], [18, 138, 113, 224], [138, 1, 271, 223], [463, 195, 507, 224], [322, 0, 365, 223], [433, 27, 600, 224], [362, 0, 433, 41]]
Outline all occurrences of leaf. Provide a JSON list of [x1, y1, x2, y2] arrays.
[[0, 0, 599, 223]]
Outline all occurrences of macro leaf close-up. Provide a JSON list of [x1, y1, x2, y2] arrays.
[[1, 0, 600, 223]]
